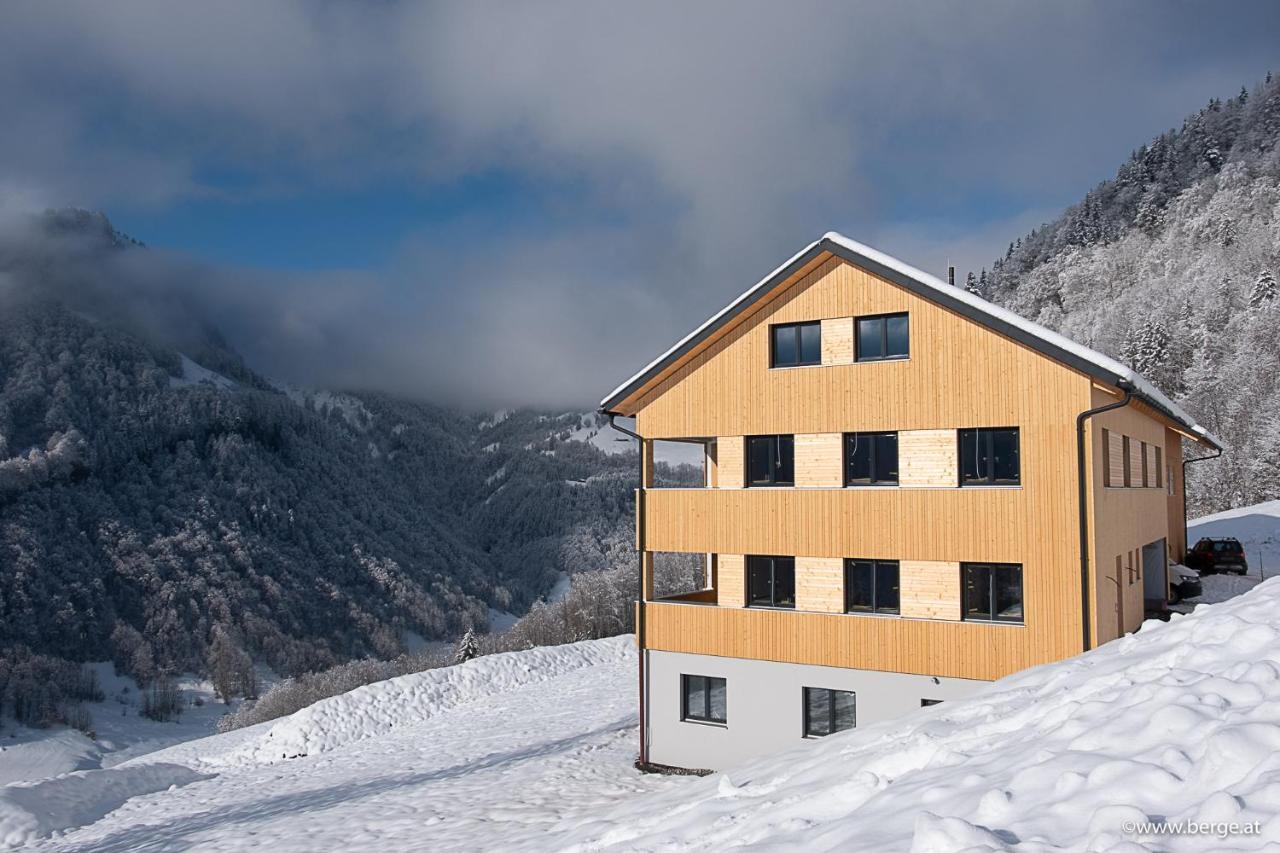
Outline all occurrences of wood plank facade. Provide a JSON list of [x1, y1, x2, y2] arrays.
[[604, 236, 1217, 766]]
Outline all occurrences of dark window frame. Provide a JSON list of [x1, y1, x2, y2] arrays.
[[844, 558, 901, 614], [855, 312, 909, 362], [959, 427, 1021, 487], [803, 686, 856, 737], [746, 555, 796, 609], [961, 562, 1024, 624], [746, 434, 795, 487], [769, 321, 822, 368], [1102, 429, 1112, 488], [843, 431, 899, 486], [681, 674, 727, 724]]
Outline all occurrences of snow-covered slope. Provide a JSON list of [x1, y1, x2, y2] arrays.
[[1, 636, 682, 850]]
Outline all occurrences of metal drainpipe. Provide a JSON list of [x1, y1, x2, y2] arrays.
[[1076, 381, 1134, 653], [605, 411, 648, 765], [1181, 445, 1223, 560]]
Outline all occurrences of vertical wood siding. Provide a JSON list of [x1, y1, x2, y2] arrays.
[[794, 433, 843, 487], [820, 317, 854, 365], [899, 560, 962, 619], [899, 429, 958, 487], [795, 557, 844, 612]]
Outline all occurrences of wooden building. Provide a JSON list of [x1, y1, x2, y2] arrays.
[[600, 233, 1221, 771]]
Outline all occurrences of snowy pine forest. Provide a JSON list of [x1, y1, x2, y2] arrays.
[[0, 212, 706, 728], [979, 74, 1280, 512]]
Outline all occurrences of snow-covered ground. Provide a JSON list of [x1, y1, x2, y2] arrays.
[[5, 502, 1279, 850], [1, 637, 681, 850], [167, 355, 237, 390], [0, 665, 248, 789], [1169, 500, 1277, 612]]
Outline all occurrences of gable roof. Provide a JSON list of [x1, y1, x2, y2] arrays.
[[599, 232, 1221, 450]]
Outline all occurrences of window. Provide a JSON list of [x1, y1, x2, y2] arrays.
[[770, 321, 822, 368], [747, 555, 795, 608], [1140, 441, 1149, 487], [803, 687, 856, 737], [959, 428, 1021, 486], [1122, 436, 1132, 487], [844, 432, 899, 486], [747, 435, 794, 486], [855, 313, 909, 362], [1102, 429, 1112, 487], [682, 674, 727, 724], [961, 563, 1023, 623], [921, 698, 943, 707], [844, 559, 900, 614]]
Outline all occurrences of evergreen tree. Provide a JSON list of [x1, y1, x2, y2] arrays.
[[453, 629, 480, 664], [1250, 270, 1276, 309], [964, 272, 979, 295]]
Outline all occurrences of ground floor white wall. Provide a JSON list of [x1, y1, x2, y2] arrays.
[[646, 650, 987, 771]]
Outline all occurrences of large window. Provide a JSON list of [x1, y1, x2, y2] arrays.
[[959, 427, 1021, 486], [770, 321, 822, 368], [961, 563, 1023, 623], [856, 312, 909, 362], [844, 559, 900, 614], [747, 555, 795, 608], [681, 674, 727, 724], [844, 432, 899, 486], [747, 435, 794, 486], [803, 687, 856, 737]]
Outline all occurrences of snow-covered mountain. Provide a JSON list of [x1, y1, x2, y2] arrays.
[[0, 212, 666, 727], [981, 73, 1280, 516], [3, 504, 1277, 851]]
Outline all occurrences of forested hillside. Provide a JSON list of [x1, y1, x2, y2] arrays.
[[0, 212, 659, 715], [974, 74, 1280, 514]]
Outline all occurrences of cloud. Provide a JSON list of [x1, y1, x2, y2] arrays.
[[0, 2, 1277, 407]]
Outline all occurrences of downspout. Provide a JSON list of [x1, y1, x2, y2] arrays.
[[1181, 445, 1223, 560], [605, 411, 648, 765], [1076, 381, 1134, 653]]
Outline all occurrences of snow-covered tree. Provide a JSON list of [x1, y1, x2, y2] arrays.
[[964, 272, 980, 295], [454, 629, 480, 664], [1250, 270, 1276, 309]]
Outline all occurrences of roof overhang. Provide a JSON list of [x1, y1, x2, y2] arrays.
[[600, 233, 1221, 451]]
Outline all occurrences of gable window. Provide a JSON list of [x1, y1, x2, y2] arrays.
[[844, 559, 900, 614], [747, 555, 795, 608], [682, 674, 727, 724], [856, 312, 909, 362], [804, 687, 855, 737], [747, 435, 794, 486], [844, 432, 899, 486], [959, 427, 1020, 486], [770, 321, 822, 368], [961, 563, 1023, 623]]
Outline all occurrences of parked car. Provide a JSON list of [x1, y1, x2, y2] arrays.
[[1184, 537, 1250, 575], [1168, 563, 1203, 603]]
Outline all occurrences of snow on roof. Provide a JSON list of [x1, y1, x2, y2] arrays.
[[601, 231, 1221, 449]]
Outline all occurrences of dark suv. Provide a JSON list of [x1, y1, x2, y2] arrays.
[[1185, 538, 1249, 575]]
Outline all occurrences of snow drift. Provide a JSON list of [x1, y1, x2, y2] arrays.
[[562, 579, 1280, 851]]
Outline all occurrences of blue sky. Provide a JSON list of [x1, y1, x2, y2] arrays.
[[1, 1, 1277, 405]]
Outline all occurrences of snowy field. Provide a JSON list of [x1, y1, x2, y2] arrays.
[[3, 503, 1279, 851]]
